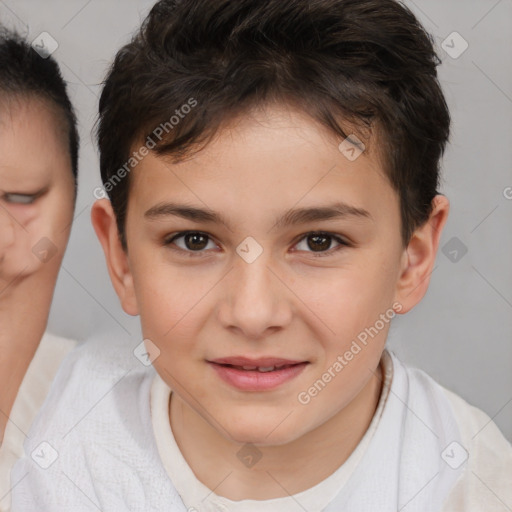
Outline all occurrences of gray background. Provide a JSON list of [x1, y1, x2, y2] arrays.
[[2, 0, 511, 441]]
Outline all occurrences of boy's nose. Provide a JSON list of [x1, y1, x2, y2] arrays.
[[217, 253, 293, 339]]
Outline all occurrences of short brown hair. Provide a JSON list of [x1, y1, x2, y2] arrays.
[[97, 0, 450, 250]]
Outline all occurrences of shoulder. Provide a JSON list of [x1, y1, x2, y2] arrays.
[[386, 352, 512, 511], [0, 331, 78, 512], [23, 329, 156, 441], [20, 331, 78, 400], [1, 332, 77, 456], [17, 330, 77, 409], [440, 385, 512, 511], [10, 330, 169, 510], [4, 331, 78, 440]]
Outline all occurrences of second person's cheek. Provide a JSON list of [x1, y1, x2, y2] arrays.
[[0, 218, 42, 280], [3, 202, 64, 279]]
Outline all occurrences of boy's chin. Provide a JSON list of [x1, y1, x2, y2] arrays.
[[217, 417, 309, 448]]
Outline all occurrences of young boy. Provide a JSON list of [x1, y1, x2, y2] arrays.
[[11, 0, 512, 510]]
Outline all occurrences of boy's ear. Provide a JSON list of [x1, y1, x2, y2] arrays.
[[394, 195, 450, 314], [90, 199, 139, 316]]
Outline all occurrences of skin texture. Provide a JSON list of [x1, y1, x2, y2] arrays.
[[0, 96, 75, 443], [92, 104, 449, 500]]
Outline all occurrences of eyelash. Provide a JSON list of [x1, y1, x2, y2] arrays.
[[163, 231, 350, 258]]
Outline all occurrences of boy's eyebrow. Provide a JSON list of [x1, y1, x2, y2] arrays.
[[144, 201, 373, 229]]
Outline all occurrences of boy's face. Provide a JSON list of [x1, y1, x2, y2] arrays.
[[94, 105, 448, 445]]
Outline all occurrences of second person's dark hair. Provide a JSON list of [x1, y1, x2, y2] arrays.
[[0, 27, 79, 190]]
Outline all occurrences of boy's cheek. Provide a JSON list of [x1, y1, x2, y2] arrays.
[[132, 247, 396, 354]]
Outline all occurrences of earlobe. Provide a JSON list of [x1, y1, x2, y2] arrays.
[[394, 195, 450, 314], [90, 199, 139, 316]]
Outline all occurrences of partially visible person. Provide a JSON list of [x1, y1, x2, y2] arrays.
[[0, 27, 79, 511]]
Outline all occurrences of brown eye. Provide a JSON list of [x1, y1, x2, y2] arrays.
[[294, 232, 349, 256], [164, 231, 217, 255], [183, 233, 209, 251], [307, 234, 331, 251]]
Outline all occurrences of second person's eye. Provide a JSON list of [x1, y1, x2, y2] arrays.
[[2, 193, 37, 205]]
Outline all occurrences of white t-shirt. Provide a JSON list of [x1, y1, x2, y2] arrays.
[[149, 350, 393, 512], [150, 353, 512, 512], [0, 331, 77, 512], [9, 330, 512, 511]]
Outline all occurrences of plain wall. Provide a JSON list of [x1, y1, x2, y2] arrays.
[[2, 0, 511, 441]]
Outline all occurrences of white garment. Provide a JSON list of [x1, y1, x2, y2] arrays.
[[10, 330, 512, 511], [0, 331, 77, 512], [441, 386, 512, 510], [149, 351, 393, 512]]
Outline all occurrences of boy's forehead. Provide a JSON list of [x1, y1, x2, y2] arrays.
[[134, 105, 370, 172], [129, 106, 395, 220]]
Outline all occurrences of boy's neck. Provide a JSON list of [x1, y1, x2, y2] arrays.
[[169, 358, 384, 500]]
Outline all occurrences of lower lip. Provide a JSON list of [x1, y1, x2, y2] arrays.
[[208, 362, 308, 391]]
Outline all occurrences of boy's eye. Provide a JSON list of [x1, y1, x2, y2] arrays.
[[163, 231, 349, 258], [293, 233, 348, 256], [2, 193, 37, 205], [167, 232, 217, 253]]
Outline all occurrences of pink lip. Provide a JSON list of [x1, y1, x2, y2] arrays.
[[207, 361, 309, 391], [209, 356, 306, 367]]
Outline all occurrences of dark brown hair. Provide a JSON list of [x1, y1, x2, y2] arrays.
[[98, 0, 450, 250], [0, 27, 79, 190]]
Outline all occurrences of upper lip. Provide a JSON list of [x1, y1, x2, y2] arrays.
[[208, 356, 307, 367]]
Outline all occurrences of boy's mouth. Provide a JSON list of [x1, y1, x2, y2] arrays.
[[215, 362, 300, 372], [207, 356, 309, 391], [208, 356, 308, 369]]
